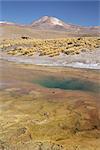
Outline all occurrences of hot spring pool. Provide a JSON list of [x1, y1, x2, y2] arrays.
[[33, 77, 99, 92]]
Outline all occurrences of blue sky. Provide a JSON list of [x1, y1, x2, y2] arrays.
[[0, 1, 100, 26]]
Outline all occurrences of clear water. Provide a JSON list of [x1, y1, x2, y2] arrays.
[[33, 76, 99, 92]]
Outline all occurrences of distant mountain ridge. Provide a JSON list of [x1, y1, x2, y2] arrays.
[[0, 16, 100, 28], [0, 16, 100, 39], [31, 16, 82, 30], [30, 16, 100, 33]]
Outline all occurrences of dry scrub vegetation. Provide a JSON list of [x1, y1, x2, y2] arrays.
[[0, 37, 100, 57]]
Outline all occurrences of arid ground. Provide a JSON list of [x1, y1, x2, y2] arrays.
[[0, 31, 100, 150], [0, 60, 100, 150]]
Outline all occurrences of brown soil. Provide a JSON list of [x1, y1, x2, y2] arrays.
[[0, 60, 100, 149]]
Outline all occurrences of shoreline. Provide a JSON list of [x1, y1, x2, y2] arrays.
[[0, 48, 100, 70]]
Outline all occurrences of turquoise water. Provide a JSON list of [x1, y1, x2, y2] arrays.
[[33, 77, 99, 92]]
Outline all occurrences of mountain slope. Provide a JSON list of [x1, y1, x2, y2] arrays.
[[0, 16, 100, 39], [31, 16, 82, 31], [31, 16, 100, 33]]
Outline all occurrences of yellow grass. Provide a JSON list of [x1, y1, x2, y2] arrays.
[[0, 37, 100, 57]]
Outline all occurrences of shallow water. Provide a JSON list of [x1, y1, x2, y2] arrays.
[[33, 77, 100, 92]]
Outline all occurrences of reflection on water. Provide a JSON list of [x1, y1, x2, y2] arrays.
[[33, 77, 100, 92]]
